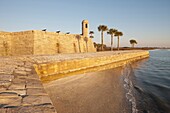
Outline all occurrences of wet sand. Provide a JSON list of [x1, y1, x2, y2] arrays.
[[44, 67, 130, 113]]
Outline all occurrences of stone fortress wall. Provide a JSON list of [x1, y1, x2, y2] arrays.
[[0, 20, 96, 56]]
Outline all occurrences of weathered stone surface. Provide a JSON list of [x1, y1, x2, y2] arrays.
[[26, 78, 43, 89], [0, 28, 96, 56], [22, 95, 52, 106], [0, 75, 14, 81], [0, 104, 56, 113], [0, 89, 26, 96], [26, 82, 43, 89], [12, 78, 26, 84], [15, 67, 26, 71], [14, 70, 27, 76], [27, 88, 47, 96], [0, 95, 21, 106], [27, 74, 40, 79], [25, 68, 32, 72], [0, 92, 17, 96], [8, 83, 26, 90], [0, 81, 11, 88]]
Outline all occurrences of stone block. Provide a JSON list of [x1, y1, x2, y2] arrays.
[[16, 67, 26, 71], [4, 104, 57, 113], [8, 83, 26, 90], [27, 74, 40, 79], [0, 74, 14, 81], [0, 81, 11, 88], [0, 89, 26, 97], [0, 94, 21, 106], [26, 88, 47, 96], [14, 70, 27, 76], [22, 95, 52, 106], [12, 78, 26, 84], [26, 79, 43, 89]]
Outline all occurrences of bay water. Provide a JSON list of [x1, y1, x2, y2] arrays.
[[123, 50, 170, 113]]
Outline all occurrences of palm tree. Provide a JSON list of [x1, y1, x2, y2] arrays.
[[76, 35, 81, 53], [98, 25, 108, 51], [89, 31, 94, 38], [130, 39, 137, 48], [107, 28, 117, 51], [115, 31, 123, 50]]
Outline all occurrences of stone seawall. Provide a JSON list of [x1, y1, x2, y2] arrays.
[[34, 51, 149, 83], [0, 50, 149, 112]]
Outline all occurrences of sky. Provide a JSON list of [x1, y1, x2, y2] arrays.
[[0, 0, 170, 47]]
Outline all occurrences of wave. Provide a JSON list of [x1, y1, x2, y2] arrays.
[[122, 63, 138, 113]]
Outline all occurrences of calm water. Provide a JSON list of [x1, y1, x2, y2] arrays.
[[124, 50, 170, 113]]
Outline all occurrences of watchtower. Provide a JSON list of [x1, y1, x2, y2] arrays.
[[82, 20, 89, 37]]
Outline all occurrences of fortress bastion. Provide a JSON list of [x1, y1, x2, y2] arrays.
[[0, 20, 96, 56]]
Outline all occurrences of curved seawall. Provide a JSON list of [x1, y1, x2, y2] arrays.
[[34, 51, 149, 83], [0, 50, 149, 113]]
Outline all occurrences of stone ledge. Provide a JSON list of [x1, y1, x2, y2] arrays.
[[34, 51, 149, 83]]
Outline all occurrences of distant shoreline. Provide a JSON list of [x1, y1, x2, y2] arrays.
[[97, 47, 170, 51]]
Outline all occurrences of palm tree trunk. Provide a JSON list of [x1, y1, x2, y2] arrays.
[[111, 35, 113, 51], [132, 43, 134, 48], [117, 36, 120, 50], [101, 31, 104, 51]]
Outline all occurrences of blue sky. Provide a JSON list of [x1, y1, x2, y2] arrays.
[[0, 0, 170, 47]]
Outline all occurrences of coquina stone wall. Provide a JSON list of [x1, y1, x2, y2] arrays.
[[33, 30, 95, 55], [0, 30, 96, 56], [0, 32, 11, 56], [11, 31, 34, 56]]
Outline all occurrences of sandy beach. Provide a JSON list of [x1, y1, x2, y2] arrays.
[[44, 67, 130, 113]]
